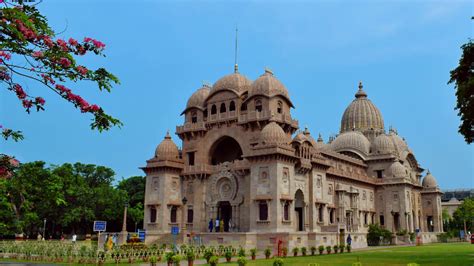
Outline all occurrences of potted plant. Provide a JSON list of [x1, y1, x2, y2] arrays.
[[318, 245, 324, 255], [325, 246, 332, 254], [281, 247, 288, 258], [346, 245, 351, 253], [172, 255, 181, 266], [339, 244, 345, 253], [225, 250, 232, 262], [186, 250, 195, 266], [203, 249, 214, 264], [209, 255, 219, 266], [165, 252, 175, 266], [301, 247, 307, 256], [238, 247, 246, 258], [310, 246, 316, 256], [333, 245, 339, 254], [264, 248, 272, 259], [150, 255, 158, 266], [292, 247, 299, 257], [250, 248, 257, 260], [273, 257, 284, 266], [237, 256, 247, 266]]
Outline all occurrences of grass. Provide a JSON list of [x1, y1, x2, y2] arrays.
[[219, 243, 474, 266]]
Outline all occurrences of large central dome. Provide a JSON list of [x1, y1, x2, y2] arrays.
[[340, 82, 384, 134]]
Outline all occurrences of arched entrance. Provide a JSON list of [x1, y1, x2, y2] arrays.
[[295, 189, 304, 231], [209, 136, 243, 165], [217, 201, 232, 232]]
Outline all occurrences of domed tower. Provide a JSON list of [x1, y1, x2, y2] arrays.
[[142, 132, 184, 237], [420, 170, 443, 233], [340, 82, 384, 139]]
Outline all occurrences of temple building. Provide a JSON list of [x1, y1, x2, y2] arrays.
[[141, 66, 443, 248]]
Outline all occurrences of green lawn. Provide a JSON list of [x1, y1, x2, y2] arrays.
[[223, 243, 474, 266]]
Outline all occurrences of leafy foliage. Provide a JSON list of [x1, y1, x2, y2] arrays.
[[367, 223, 393, 246], [448, 38, 474, 144]]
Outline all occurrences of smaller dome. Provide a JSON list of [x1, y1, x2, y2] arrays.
[[331, 131, 370, 155], [388, 130, 408, 154], [260, 121, 289, 146], [292, 132, 307, 143], [211, 72, 251, 96], [422, 170, 438, 188], [185, 85, 210, 111], [372, 134, 396, 155], [388, 161, 408, 178], [155, 131, 179, 160], [249, 69, 292, 106]]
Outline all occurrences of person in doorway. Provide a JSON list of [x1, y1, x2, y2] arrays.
[[346, 234, 352, 246], [228, 218, 233, 232], [215, 217, 220, 232], [219, 219, 224, 232], [208, 218, 214, 232]]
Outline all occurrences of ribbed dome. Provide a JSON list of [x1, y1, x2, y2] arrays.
[[292, 132, 308, 143], [388, 161, 408, 178], [260, 121, 289, 146], [331, 131, 370, 155], [211, 72, 251, 96], [422, 171, 438, 188], [155, 131, 179, 160], [185, 85, 210, 111], [389, 131, 408, 154], [372, 134, 396, 155], [340, 82, 384, 133], [249, 69, 292, 106]]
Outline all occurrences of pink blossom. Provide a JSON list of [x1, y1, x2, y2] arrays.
[[0, 71, 10, 81], [0, 51, 11, 60], [35, 97, 45, 105], [22, 99, 33, 109], [14, 84, 26, 99], [32, 51, 43, 58], [59, 57, 71, 68], [41, 35, 54, 48], [92, 40, 106, 49], [89, 104, 100, 112], [76, 66, 88, 76], [55, 84, 71, 94], [68, 38, 78, 46], [56, 39, 68, 52]]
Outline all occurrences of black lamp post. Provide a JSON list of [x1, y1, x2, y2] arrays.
[[182, 197, 188, 230]]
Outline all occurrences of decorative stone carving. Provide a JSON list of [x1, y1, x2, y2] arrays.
[[362, 191, 366, 200], [281, 167, 290, 195], [208, 167, 238, 202], [257, 167, 270, 195], [187, 181, 194, 195], [153, 177, 159, 191], [369, 192, 374, 201], [328, 184, 333, 195], [169, 177, 180, 201]]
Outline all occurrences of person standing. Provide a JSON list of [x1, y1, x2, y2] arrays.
[[215, 217, 220, 232], [208, 218, 214, 233], [346, 234, 352, 246], [72, 233, 77, 244], [219, 219, 224, 232]]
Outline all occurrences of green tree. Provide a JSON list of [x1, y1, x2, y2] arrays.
[[448, 25, 473, 144], [453, 198, 474, 234], [118, 176, 145, 231]]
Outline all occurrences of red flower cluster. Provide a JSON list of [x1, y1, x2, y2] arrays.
[[0, 70, 10, 81], [76, 65, 88, 76], [55, 84, 101, 113], [15, 19, 36, 40], [22, 99, 33, 109], [56, 39, 69, 52], [40, 74, 55, 85], [14, 84, 26, 99], [59, 57, 71, 68], [0, 51, 12, 61], [68, 38, 78, 46], [31, 51, 43, 58], [84, 37, 106, 49], [35, 97, 45, 105]]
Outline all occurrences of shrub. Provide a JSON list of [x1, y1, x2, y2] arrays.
[[409, 232, 416, 242], [281, 247, 288, 258], [264, 247, 272, 258], [149, 255, 158, 263], [396, 229, 408, 236], [237, 256, 247, 266], [203, 249, 214, 263], [292, 247, 299, 256], [346, 245, 351, 253], [326, 246, 332, 254], [301, 247, 307, 256], [333, 245, 339, 253], [273, 257, 284, 266], [339, 244, 345, 253], [165, 252, 175, 263], [209, 256, 219, 266], [310, 246, 316, 256], [238, 247, 246, 257], [250, 248, 257, 257], [186, 250, 195, 261], [224, 250, 232, 261], [318, 245, 325, 255], [368, 224, 393, 246], [171, 255, 181, 265]]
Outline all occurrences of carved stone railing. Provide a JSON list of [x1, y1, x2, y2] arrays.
[[176, 121, 206, 134], [181, 159, 250, 178]]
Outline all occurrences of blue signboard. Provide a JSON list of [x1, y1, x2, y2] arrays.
[[138, 229, 146, 241], [171, 226, 180, 235], [93, 221, 107, 232]]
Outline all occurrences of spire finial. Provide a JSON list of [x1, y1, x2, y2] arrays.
[[165, 130, 171, 139], [355, 80, 367, 98], [234, 26, 238, 73], [317, 133, 323, 142]]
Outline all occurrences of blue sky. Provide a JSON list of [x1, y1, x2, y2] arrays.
[[2, 0, 473, 189]]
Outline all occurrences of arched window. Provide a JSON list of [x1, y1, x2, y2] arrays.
[[240, 102, 247, 112], [277, 101, 283, 114], [203, 108, 208, 118], [259, 201, 268, 221], [220, 103, 226, 113], [187, 208, 194, 223], [318, 205, 324, 222], [170, 206, 177, 223], [255, 99, 262, 112], [229, 101, 236, 111], [150, 206, 157, 223], [211, 105, 217, 115], [191, 112, 197, 123]]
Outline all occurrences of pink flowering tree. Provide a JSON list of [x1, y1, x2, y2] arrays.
[[0, 0, 121, 175]]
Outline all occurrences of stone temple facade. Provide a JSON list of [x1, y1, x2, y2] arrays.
[[142, 66, 443, 249]]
